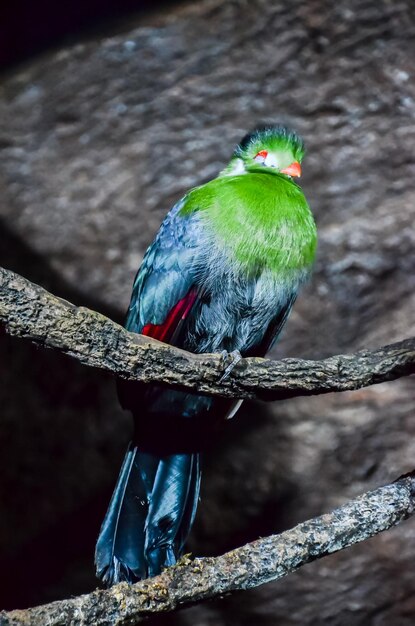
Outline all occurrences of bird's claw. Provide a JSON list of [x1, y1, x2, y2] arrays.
[[219, 349, 242, 383]]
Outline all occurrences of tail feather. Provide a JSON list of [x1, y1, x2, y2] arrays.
[[95, 444, 147, 584], [177, 454, 201, 554], [144, 454, 200, 577], [95, 444, 201, 586]]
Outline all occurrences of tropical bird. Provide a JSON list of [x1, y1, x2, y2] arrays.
[[95, 125, 317, 586]]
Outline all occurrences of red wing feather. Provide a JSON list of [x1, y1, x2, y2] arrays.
[[142, 288, 198, 343]]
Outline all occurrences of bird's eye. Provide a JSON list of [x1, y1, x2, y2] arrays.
[[254, 150, 268, 163]]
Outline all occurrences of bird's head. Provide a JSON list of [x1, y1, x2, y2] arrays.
[[224, 125, 305, 179]]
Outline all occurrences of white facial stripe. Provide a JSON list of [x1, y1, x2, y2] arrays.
[[264, 153, 279, 168]]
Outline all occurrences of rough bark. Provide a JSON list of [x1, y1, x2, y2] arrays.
[[1, 472, 414, 626], [1, 266, 414, 401]]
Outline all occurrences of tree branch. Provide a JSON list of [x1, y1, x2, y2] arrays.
[[1, 472, 414, 625], [0, 266, 414, 401], [1, 267, 415, 623]]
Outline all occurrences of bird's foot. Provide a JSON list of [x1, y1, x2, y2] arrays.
[[219, 349, 242, 383]]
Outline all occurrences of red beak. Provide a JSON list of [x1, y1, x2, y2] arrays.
[[280, 161, 301, 177]]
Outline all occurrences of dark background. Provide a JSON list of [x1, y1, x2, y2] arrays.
[[1, 0, 415, 624], [0, 0, 175, 70]]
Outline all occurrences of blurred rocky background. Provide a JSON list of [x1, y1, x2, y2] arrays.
[[1, 0, 415, 623]]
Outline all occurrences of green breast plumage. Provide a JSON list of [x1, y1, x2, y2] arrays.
[[180, 170, 317, 277]]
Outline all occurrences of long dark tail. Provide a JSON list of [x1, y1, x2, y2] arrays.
[[95, 444, 201, 586]]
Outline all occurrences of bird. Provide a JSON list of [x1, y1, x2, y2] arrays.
[[95, 125, 317, 586]]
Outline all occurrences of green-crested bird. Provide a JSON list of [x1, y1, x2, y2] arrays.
[[95, 125, 317, 586]]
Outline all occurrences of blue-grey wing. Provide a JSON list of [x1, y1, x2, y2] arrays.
[[125, 198, 202, 336]]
